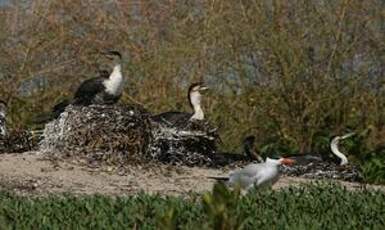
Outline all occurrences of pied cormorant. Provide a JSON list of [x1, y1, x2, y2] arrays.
[[152, 82, 208, 126], [51, 50, 125, 118], [285, 132, 355, 166], [0, 100, 6, 137]]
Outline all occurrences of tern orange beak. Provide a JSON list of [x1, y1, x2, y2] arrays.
[[280, 158, 295, 166]]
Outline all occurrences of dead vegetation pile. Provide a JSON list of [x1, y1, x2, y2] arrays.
[[0, 129, 40, 153], [39, 104, 152, 166], [281, 162, 363, 182], [148, 120, 219, 166], [39, 105, 221, 167]]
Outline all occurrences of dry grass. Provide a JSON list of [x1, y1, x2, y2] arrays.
[[0, 0, 384, 159]]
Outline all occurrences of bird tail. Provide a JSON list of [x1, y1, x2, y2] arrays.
[[207, 176, 229, 181], [32, 99, 71, 124]]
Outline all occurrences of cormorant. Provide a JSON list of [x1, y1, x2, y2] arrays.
[[36, 50, 125, 122], [152, 82, 208, 126], [285, 132, 355, 166]]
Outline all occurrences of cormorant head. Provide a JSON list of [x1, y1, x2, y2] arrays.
[[101, 50, 122, 60], [188, 82, 208, 108], [330, 132, 355, 144], [100, 50, 122, 69]]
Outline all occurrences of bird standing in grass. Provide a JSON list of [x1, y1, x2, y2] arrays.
[[208, 157, 295, 192]]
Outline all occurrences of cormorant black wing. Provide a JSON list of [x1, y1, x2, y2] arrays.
[[73, 77, 106, 106], [151, 111, 192, 126]]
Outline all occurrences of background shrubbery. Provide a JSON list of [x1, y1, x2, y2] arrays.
[[0, 1, 384, 179]]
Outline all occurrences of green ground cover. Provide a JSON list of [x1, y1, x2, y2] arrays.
[[0, 183, 384, 229]]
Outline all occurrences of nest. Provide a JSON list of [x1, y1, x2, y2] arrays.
[[281, 162, 363, 182], [39, 104, 152, 166], [0, 129, 41, 153], [148, 120, 219, 166]]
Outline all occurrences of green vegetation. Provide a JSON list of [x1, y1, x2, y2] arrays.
[[0, 183, 384, 229], [0, 1, 384, 182]]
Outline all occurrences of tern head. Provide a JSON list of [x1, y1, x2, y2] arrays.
[[265, 157, 295, 166], [188, 82, 209, 108]]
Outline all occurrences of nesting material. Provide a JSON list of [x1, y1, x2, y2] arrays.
[[39, 104, 152, 165], [0, 129, 41, 153], [281, 162, 363, 182], [148, 120, 219, 166]]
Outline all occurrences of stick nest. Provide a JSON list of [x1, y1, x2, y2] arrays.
[[39, 104, 152, 165], [281, 162, 363, 182], [0, 129, 40, 153], [148, 120, 219, 166]]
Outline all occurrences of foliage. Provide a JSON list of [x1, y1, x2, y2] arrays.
[[0, 183, 384, 229]]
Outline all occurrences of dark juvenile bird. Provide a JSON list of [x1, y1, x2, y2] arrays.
[[0, 100, 7, 137], [211, 135, 263, 166], [35, 50, 125, 123], [151, 82, 208, 126]]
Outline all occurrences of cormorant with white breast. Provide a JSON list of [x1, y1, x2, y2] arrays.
[[37, 50, 125, 121], [152, 82, 208, 126], [284, 132, 355, 166]]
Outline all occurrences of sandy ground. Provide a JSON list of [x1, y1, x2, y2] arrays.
[[0, 152, 384, 196]]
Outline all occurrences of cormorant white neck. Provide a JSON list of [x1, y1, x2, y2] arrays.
[[189, 90, 204, 120], [330, 133, 354, 165], [103, 63, 124, 96], [330, 137, 347, 166]]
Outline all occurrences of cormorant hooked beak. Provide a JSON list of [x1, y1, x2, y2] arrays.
[[100, 50, 122, 60], [199, 85, 209, 91], [341, 132, 355, 140]]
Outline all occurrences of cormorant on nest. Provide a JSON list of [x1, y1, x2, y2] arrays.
[[281, 133, 362, 182], [148, 82, 225, 166], [35, 50, 125, 123], [39, 104, 152, 166], [152, 82, 209, 128]]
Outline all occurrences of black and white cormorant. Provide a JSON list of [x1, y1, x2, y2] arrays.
[[0, 100, 7, 137], [152, 82, 208, 126], [285, 133, 354, 166], [43, 50, 125, 120]]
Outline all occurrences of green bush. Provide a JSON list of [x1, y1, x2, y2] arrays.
[[0, 183, 384, 229]]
